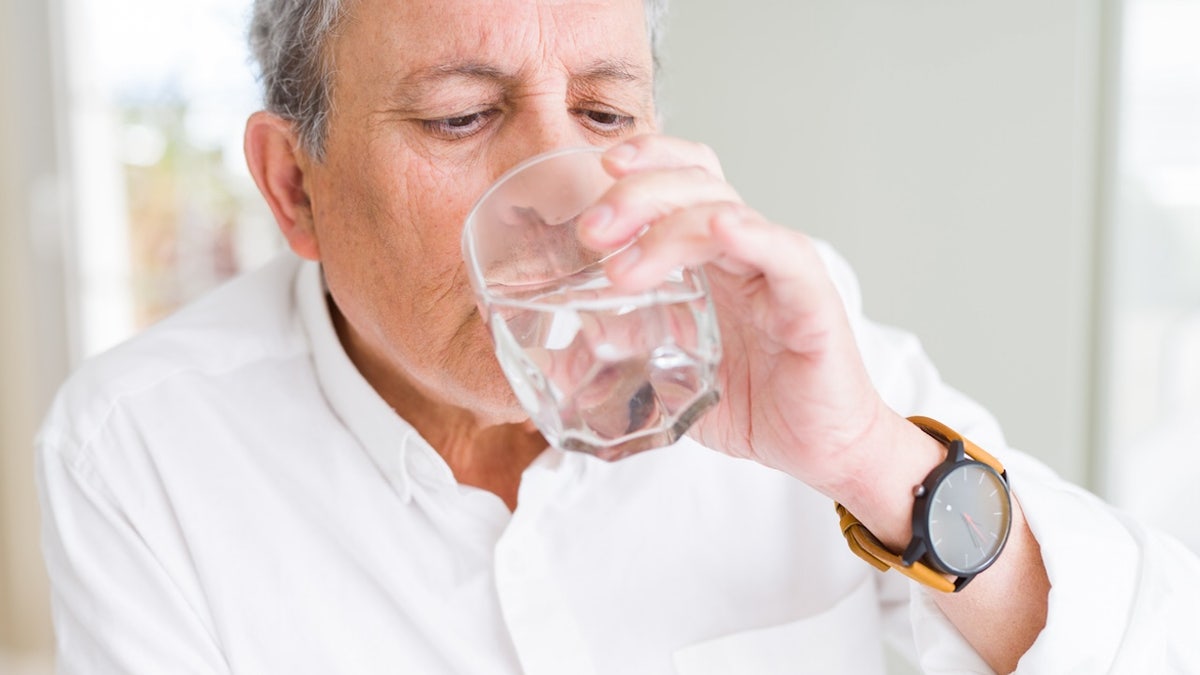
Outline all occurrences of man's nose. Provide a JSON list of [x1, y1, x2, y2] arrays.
[[490, 106, 594, 179]]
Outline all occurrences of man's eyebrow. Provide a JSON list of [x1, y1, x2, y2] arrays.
[[386, 62, 513, 109], [414, 62, 512, 83], [574, 58, 649, 84], [386, 58, 652, 109], [571, 59, 654, 103]]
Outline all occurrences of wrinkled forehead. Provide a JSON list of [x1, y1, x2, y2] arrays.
[[331, 0, 654, 83]]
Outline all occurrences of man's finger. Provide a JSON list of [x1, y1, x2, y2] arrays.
[[601, 135, 726, 180], [578, 165, 741, 250]]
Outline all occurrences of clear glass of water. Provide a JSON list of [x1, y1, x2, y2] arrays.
[[462, 146, 722, 461]]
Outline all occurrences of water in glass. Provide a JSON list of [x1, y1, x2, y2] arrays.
[[486, 263, 720, 461]]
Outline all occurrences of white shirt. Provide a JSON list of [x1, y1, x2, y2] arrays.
[[37, 250, 1200, 674]]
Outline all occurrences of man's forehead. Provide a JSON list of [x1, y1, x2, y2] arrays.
[[336, 0, 652, 74]]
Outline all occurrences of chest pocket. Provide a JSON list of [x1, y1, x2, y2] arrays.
[[672, 576, 886, 674]]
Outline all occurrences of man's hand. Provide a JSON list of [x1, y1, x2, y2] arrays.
[[577, 134, 921, 504], [578, 135, 1049, 675]]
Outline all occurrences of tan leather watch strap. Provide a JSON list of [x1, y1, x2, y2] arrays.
[[837, 503, 957, 593], [834, 416, 1006, 594], [907, 416, 1006, 477]]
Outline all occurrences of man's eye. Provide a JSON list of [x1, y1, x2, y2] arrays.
[[423, 111, 496, 139], [575, 109, 635, 134]]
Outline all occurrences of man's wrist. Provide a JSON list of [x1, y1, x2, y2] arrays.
[[828, 412, 947, 552]]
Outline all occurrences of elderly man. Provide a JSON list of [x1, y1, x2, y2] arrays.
[[37, 0, 1200, 673]]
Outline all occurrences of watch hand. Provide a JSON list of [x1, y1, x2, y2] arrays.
[[961, 513, 986, 550]]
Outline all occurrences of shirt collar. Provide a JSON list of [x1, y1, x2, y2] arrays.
[[295, 260, 456, 503]]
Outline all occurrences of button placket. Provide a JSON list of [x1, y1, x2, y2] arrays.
[[494, 455, 596, 675]]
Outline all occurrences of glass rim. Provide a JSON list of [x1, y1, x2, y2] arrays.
[[461, 145, 606, 296]]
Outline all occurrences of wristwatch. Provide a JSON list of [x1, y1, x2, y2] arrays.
[[836, 416, 1013, 593]]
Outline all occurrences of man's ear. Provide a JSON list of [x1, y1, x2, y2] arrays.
[[244, 111, 320, 261]]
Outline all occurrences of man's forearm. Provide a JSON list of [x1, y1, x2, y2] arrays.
[[934, 500, 1049, 674], [832, 413, 1050, 674]]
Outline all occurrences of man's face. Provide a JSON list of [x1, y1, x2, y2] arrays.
[[304, 0, 656, 421]]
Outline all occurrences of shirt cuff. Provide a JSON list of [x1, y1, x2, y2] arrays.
[[1002, 451, 1139, 673], [906, 449, 1143, 674]]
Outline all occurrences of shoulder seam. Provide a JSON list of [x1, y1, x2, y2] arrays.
[[59, 346, 311, 473]]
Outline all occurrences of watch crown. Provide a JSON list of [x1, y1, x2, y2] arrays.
[[913, 485, 926, 498]]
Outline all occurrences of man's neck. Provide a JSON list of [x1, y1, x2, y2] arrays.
[[428, 417, 549, 510], [330, 300, 544, 510]]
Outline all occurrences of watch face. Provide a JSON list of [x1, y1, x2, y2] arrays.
[[926, 462, 1012, 576]]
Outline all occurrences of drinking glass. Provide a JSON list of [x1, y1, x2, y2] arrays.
[[462, 146, 722, 461]]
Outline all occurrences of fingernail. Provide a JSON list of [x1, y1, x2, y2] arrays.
[[607, 143, 637, 165], [580, 203, 614, 236]]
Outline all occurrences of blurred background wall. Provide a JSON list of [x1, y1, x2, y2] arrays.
[[2, 0, 70, 671], [2, 0, 1198, 670], [663, 0, 1106, 485]]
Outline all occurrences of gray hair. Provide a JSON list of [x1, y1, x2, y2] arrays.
[[249, 0, 669, 161]]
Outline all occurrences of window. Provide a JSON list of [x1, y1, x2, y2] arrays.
[[1102, 0, 1200, 553], [64, 0, 278, 358]]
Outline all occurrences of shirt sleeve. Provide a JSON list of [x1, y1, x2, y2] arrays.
[[36, 430, 231, 675], [906, 446, 1200, 674], [815, 241, 1200, 674]]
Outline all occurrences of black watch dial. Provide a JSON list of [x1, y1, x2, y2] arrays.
[[925, 462, 1012, 576]]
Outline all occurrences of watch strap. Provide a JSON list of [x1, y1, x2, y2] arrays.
[[907, 415, 1006, 479], [836, 502, 958, 593], [834, 416, 1007, 594]]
